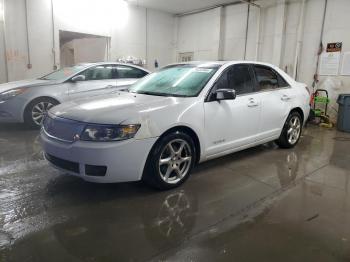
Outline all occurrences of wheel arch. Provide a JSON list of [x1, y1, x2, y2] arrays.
[[24, 96, 60, 112], [156, 125, 201, 164], [290, 107, 304, 123], [23, 96, 61, 123]]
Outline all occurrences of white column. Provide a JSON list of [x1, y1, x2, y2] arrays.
[[217, 6, 225, 61], [272, 0, 286, 67]]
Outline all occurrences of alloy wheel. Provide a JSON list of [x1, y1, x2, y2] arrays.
[[31, 102, 55, 126], [287, 116, 301, 145], [158, 139, 192, 184]]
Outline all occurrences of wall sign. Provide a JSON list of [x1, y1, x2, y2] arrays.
[[319, 52, 341, 76], [341, 52, 350, 76], [326, 42, 342, 52]]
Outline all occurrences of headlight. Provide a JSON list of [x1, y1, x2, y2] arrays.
[[0, 88, 27, 102], [80, 124, 141, 142]]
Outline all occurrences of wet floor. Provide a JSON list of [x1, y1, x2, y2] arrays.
[[0, 124, 349, 261]]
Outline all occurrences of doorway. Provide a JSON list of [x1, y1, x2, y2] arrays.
[[59, 30, 110, 67]]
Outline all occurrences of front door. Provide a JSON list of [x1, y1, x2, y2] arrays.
[[68, 64, 118, 100], [204, 64, 261, 157]]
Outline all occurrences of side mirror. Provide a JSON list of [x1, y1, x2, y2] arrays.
[[215, 89, 236, 101], [71, 75, 86, 82]]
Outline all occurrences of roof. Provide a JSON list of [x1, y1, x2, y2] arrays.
[[75, 62, 150, 73], [170, 60, 278, 68]]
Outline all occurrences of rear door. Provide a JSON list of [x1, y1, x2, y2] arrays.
[[204, 64, 262, 157], [253, 65, 293, 141]]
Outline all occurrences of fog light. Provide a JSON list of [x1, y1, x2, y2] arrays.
[[85, 165, 107, 176]]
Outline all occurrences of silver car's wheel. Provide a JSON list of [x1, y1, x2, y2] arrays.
[[31, 101, 55, 126], [24, 98, 59, 128], [158, 139, 192, 185], [287, 116, 301, 145]]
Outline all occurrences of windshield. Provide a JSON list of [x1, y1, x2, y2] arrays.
[[39, 65, 87, 81], [129, 64, 219, 97]]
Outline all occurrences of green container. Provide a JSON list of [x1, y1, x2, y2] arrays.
[[314, 96, 330, 104]]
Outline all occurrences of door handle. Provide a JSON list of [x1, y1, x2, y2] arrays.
[[247, 98, 259, 107], [281, 95, 291, 101], [106, 85, 115, 89]]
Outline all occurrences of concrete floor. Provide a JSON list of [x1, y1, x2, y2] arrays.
[[0, 124, 350, 261]]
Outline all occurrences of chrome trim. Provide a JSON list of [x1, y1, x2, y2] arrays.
[[235, 86, 292, 98], [204, 63, 292, 102]]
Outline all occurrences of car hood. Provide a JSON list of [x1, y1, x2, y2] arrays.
[[49, 92, 191, 124], [0, 79, 58, 93]]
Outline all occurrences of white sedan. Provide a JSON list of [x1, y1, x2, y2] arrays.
[[41, 61, 310, 189]]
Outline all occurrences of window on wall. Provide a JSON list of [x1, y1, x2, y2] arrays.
[[178, 52, 194, 62], [254, 65, 289, 91]]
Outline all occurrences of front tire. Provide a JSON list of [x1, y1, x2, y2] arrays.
[[24, 97, 59, 129], [276, 111, 302, 149], [143, 131, 196, 190]]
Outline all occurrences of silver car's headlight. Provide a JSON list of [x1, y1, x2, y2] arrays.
[[80, 124, 141, 142], [0, 88, 27, 102]]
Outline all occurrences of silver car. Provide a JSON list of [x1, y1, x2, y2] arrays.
[[0, 62, 149, 128]]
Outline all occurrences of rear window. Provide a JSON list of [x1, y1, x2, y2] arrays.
[[254, 65, 289, 90]]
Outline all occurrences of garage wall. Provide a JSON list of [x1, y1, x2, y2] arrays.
[[175, 0, 350, 99], [0, 0, 176, 83], [0, 19, 6, 83], [176, 4, 260, 62], [176, 8, 222, 61], [298, 0, 350, 91], [2, 0, 350, 98]]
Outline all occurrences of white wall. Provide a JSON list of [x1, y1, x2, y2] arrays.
[[2, 0, 350, 103], [176, 0, 350, 95], [0, 0, 176, 83], [147, 9, 176, 70], [176, 8, 221, 61], [0, 19, 6, 82]]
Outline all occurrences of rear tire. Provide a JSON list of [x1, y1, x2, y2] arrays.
[[143, 131, 196, 190], [24, 97, 59, 129], [276, 111, 302, 149]]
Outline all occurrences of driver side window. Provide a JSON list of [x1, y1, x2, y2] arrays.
[[212, 64, 254, 95]]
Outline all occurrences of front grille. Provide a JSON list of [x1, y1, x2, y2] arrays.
[[43, 115, 85, 142], [45, 153, 80, 173]]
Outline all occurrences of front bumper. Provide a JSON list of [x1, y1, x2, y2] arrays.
[[40, 130, 158, 183], [0, 97, 26, 123]]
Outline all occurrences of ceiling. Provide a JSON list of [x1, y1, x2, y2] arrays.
[[126, 0, 247, 14]]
